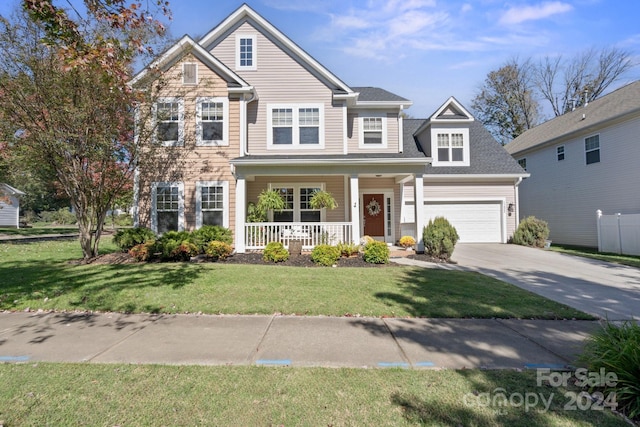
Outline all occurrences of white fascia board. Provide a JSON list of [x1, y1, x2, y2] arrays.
[[429, 96, 475, 121], [353, 101, 413, 109], [198, 4, 354, 95], [423, 173, 530, 182], [230, 157, 431, 166]]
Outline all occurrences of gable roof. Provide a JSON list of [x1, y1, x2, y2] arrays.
[[506, 80, 640, 155], [351, 87, 412, 108], [0, 183, 25, 196], [198, 4, 354, 97], [130, 35, 252, 92], [404, 119, 528, 176]]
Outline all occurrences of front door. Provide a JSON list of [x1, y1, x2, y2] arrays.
[[363, 193, 385, 237]]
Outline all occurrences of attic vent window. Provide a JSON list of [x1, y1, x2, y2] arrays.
[[182, 63, 197, 85]]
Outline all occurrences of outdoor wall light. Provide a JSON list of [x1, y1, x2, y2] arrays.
[[508, 203, 515, 216]]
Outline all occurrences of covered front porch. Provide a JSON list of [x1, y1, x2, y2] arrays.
[[230, 156, 430, 253]]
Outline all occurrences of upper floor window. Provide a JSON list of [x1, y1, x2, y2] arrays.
[[182, 63, 197, 85], [236, 34, 256, 70], [585, 135, 600, 165], [557, 145, 565, 161], [196, 97, 229, 146], [267, 104, 324, 148], [358, 114, 387, 148], [154, 98, 184, 146], [518, 158, 527, 170], [437, 133, 464, 162]]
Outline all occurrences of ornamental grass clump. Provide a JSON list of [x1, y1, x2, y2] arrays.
[[263, 241, 289, 263], [311, 244, 341, 266], [578, 320, 640, 421], [363, 240, 389, 264], [423, 217, 459, 261], [512, 216, 550, 248]]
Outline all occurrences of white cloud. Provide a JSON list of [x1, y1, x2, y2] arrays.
[[499, 2, 573, 25], [461, 4, 473, 14]]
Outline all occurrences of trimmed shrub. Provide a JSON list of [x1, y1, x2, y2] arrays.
[[129, 242, 153, 262], [336, 241, 359, 258], [311, 244, 341, 266], [192, 225, 233, 251], [399, 235, 416, 248], [578, 321, 640, 420], [512, 216, 550, 248], [423, 217, 459, 261], [155, 231, 197, 261], [363, 240, 390, 264], [113, 227, 156, 252], [263, 241, 289, 263], [205, 240, 233, 260]]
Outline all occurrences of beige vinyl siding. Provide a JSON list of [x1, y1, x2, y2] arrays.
[[246, 176, 346, 222], [347, 112, 401, 154], [137, 54, 239, 232], [517, 116, 640, 247], [211, 22, 343, 155]]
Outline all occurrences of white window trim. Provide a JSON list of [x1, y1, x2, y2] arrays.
[[557, 145, 565, 161], [430, 127, 470, 167], [151, 181, 185, 233], [153, 97, 184, 147], [182, 62, 198, 85], [267, 104, 325, 149], [585, 134, 600, 165], [268, 183, 325, 222], [196, 97, 229, 147], [236, 34, 257, 71], [195, 181, 229, 229], [358, 112, 388, 149]]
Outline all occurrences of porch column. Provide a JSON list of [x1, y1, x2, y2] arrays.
[[414, 173, 425, 252], [235, 176, 246, 253], [350, 174, 360, 244]]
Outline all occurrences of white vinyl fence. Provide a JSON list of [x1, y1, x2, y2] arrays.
[[596, 210, 640, 256]]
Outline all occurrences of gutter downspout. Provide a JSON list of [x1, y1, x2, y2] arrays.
[[514, 177, 523, 227], [241, 90, 257, 157]]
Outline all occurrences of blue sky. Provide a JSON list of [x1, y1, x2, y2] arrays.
[[2, 0, 639, 119]]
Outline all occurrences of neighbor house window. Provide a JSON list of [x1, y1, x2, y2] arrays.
[[585, 135, 600, 165], [359, 114, 387, 148], [196, 181, 228, 228], [152, 182, 184, 233], [268, 105, 324, 148], [437, 132, 464, 162], [196, 97, 229, 146], [236, 34, 256, 70], [155, 98, 184, 146], [518, 158, 527, 170], [270, 184, 323, 222], [557, 145, 565, 161], [182, 63, 197, 85]]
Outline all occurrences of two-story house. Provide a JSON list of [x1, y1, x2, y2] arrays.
[[131, 4, 527, 253], [506, 81, 640, 247]]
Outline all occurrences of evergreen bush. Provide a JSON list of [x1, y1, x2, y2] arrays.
[[423, 217, 459, 260], [113, 227, 156, 252], [205, 240, 233, 260], [363, 240, 389, 264], [263, 241, 289, 263], [311, 244, 341, 266], [512, 216, 550, 248]]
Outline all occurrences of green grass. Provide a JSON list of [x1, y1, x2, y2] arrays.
[[0, 226, 79, 236], [550, 244, 640, 269], [0, 239, 592, 319], [0, 363, 629, 426]]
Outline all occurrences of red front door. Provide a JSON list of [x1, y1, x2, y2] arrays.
[[363, 194, 385, 237]]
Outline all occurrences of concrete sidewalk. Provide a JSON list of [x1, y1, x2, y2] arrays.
[[0, 311, 600, 369]]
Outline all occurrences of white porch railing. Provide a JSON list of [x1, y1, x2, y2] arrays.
[[244, 222, 353, 250]]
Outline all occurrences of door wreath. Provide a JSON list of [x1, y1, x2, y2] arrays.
[[366, 199, 381, 216]]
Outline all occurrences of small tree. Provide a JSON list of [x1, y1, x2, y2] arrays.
[[423, 217, 459, 261], [512, 216, 549, 248]]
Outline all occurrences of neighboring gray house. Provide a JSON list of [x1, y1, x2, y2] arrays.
[[505, 81, 640, 247], [0, 183, 25, 228]]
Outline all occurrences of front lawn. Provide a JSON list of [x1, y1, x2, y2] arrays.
[[0, 363, 628, 426], [0, 239, 592, 319], [550, 244, 640, 269]]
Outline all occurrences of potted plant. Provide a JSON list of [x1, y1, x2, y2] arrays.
[[309, 189, 338, 210]]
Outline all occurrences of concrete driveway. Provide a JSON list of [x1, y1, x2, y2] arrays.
[[450, 244, 639, 321]]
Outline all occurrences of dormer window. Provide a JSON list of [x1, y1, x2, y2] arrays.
[[430, 127, 470, 166], [236, 34, 256, 70]]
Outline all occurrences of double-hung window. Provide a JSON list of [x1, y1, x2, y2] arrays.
[[152, 182, 184, 233], [268, 105, 324, 148], [155, 98, 184, 146], [196, 97, 229, 146], [359, 114, 387, 148], [437, 133, 464, 162], [196, 181, 228, 228], [236, 34, 256, 70], [585, 135, 600, 165], [557, 145, 565, 161], [270, 184, 322, 222]]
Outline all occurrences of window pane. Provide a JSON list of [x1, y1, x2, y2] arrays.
[[437, 134, 449, 147], [157, 212, 178, 233], [239, 38, 253, 67], [273, 188, 294, 209], [157, 102, 178, 121], [202, 211, 223, 227], [363, 117, 382, 131], [300, 211, 320, 222], [586, 150, 600, 165], [273, 127, 292, 144], [452, 147, 464, 161], [201, 186, 224, 210], [203, 122, 223, 141], [158, 123, 178, 141], [272, 108, 292, 126], [202, 102, 223, 121], [438, 147, 449, 161], [299, 108, 319, 125], [518, 158, 527, 170], [364, 131, 382, 144], [585, 135, 599, 151], [557, 146, 565, 161], [273, 211, 294, 222], [300, 127, 319, 144], [300, 188, 320, 209], [451, 134, 464, 147]]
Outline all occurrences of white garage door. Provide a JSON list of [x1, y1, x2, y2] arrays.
[[424, 201, 503, 243]]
